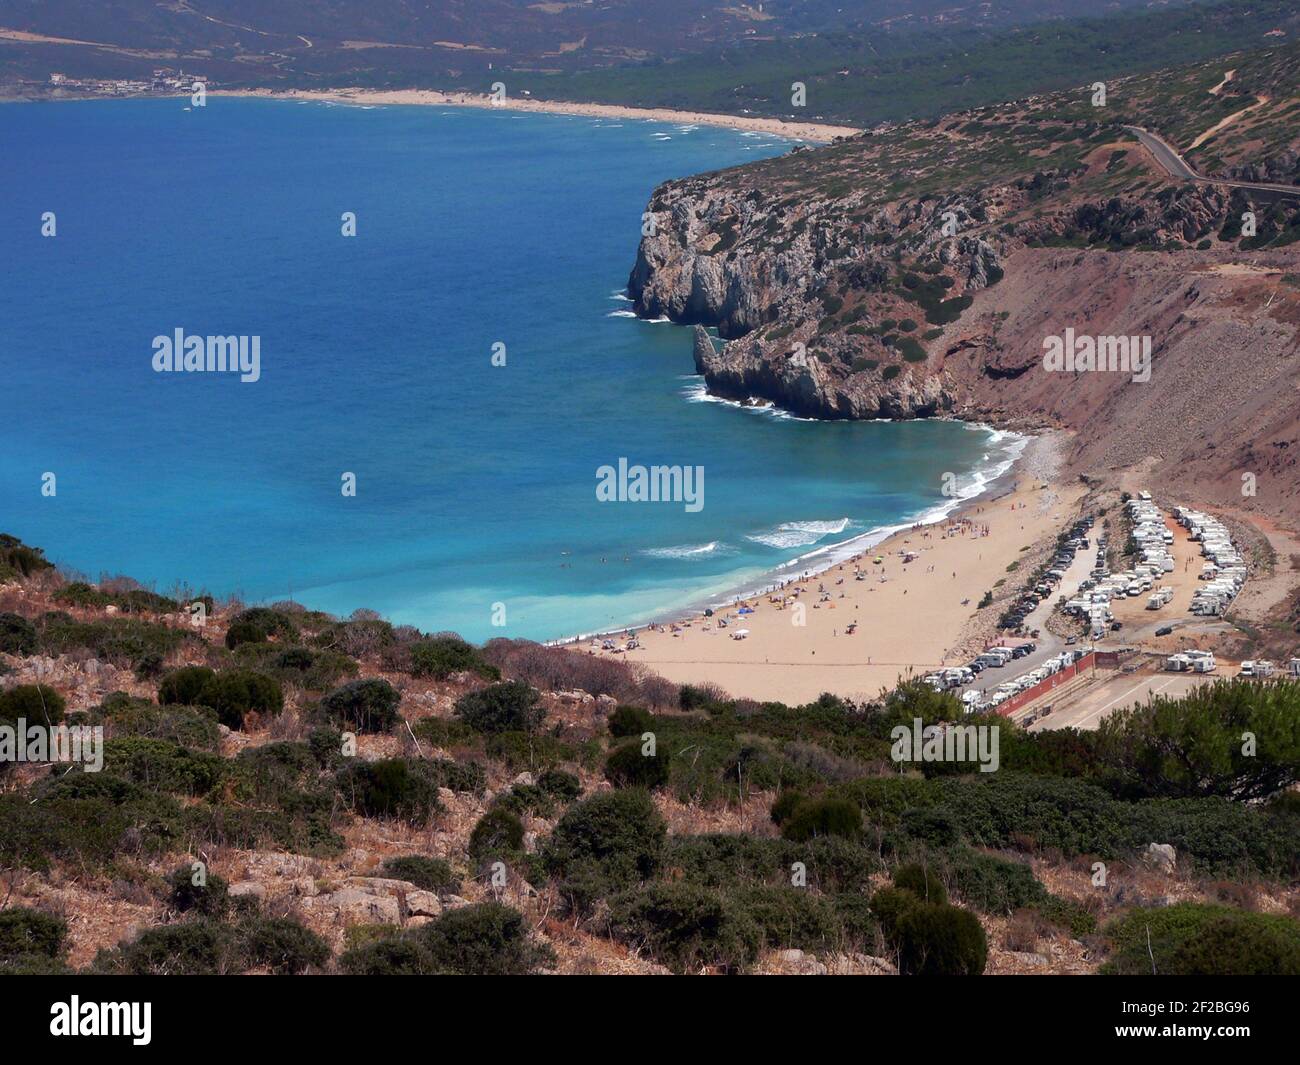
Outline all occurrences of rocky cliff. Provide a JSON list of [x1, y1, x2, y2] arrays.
[[627, 87, 1300, 518]]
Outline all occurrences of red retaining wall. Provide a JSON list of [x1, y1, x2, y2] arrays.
[[995, 652, 1097, 717]]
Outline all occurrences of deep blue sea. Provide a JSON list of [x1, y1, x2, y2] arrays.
[[0, 97, 1021, 641]]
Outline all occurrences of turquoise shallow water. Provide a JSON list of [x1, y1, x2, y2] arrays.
[[0, 97, 1020, 641]]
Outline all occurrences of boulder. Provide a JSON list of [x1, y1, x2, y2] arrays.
[[403, 890, 443, 918], [1143, 843, 1177, 874], [305, 888, 401, 925]]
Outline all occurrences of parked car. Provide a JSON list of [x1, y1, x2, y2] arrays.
[[1155, 625, 1173, 636]]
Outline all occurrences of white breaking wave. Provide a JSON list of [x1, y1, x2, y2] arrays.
[[605, 309, 638, 318], [679, 379, 816, 421], [747, 518, 852, 550], [642, 541, 732, 560]]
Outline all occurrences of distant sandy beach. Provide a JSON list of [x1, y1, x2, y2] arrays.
[[223, 87, 861, 143], [572, 433, 1084, 704]]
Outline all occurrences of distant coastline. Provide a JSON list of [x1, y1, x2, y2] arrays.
[[218, 87, 861, 143]]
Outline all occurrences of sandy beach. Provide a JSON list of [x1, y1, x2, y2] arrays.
[[223, 88, 861, 143], [574, 435, 1085, 704]]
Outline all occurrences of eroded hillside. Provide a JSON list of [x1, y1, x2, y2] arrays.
[[630, 42, 1300, 520]]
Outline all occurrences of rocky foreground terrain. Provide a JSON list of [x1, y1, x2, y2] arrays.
[[2, 533, 1299, 976]]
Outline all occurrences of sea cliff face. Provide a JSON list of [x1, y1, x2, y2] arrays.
[[627, 129, 1244, 421], [625, 106, 1300, 519], [628, 161, 1007, 418]]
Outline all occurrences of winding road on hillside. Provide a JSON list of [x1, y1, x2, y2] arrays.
[[1124, 124, 1300, 200]]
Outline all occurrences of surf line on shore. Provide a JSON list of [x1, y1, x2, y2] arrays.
[[549, 424, 1030, 647]]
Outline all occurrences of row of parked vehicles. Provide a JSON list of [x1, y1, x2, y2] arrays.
[[1173, 506, 1247, 617], [1236, 659, 1300, 679], [968, 647, 1091, 713], [922, 641, 1039, 696], [1004, 516, 1097, 632], [1061, 521, 1120, 638]]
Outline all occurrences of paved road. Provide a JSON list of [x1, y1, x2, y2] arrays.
[[1124, 125, 1300, 199], [955, 541, 1095, 703]]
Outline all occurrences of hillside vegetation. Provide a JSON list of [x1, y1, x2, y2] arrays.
[[2, 536, 1298, 975]]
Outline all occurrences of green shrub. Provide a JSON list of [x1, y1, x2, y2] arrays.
[[892, 900, 988, 975], [870, 886, 920, 941], [223, 620, 266, 650], [263, 645, 357, 690], [833, 892, 881, 949], [52, 581, 112, 608], [237, 916, 330, 974], [379, 856, 460, 894], [335, 758, 442, 823], [609, 883, 761, 974], [538, 768, 583, 801], [604, 741, 670, 790], [608, 704, 655, 737], [224, 607, 299, 649], [92, 916, 328, 975], [454, 681, 545, 734], [408, 635, 498, 681], [37, 614, 189, 666], [770, 790, 806, 826], [945, 850, 1046, 915], [897, 337, 928, 362], [1097, 679, 1300, 802], [0, 535, 54, 579], [495, 783, 554, 818], [134, 652, 166, 680], [544, 789, 666, 910], [1033, 894, 1097, 938], [91, 692, 221, 750], [320, 677, 401, 733], [196, 669, 284, 730], [0, 684, 66, 727], [0, 613, 37, 655], [158, 665, 216, 706], [468, 807, 526, 868], [667, 832, 878, 895], [339, 936, 438, 975], [417, 902, 554, 975], [0, 775, 189, 871], [1103, 903, 1300, 976], [0, 907, 67, 960], [103, 737, 224, 796], [167, 863, 230, 917], [734, 885, 842, 953], [893, 862, 949, 905], [92, 920, 238, 975], [781, 798, 862, 842]]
